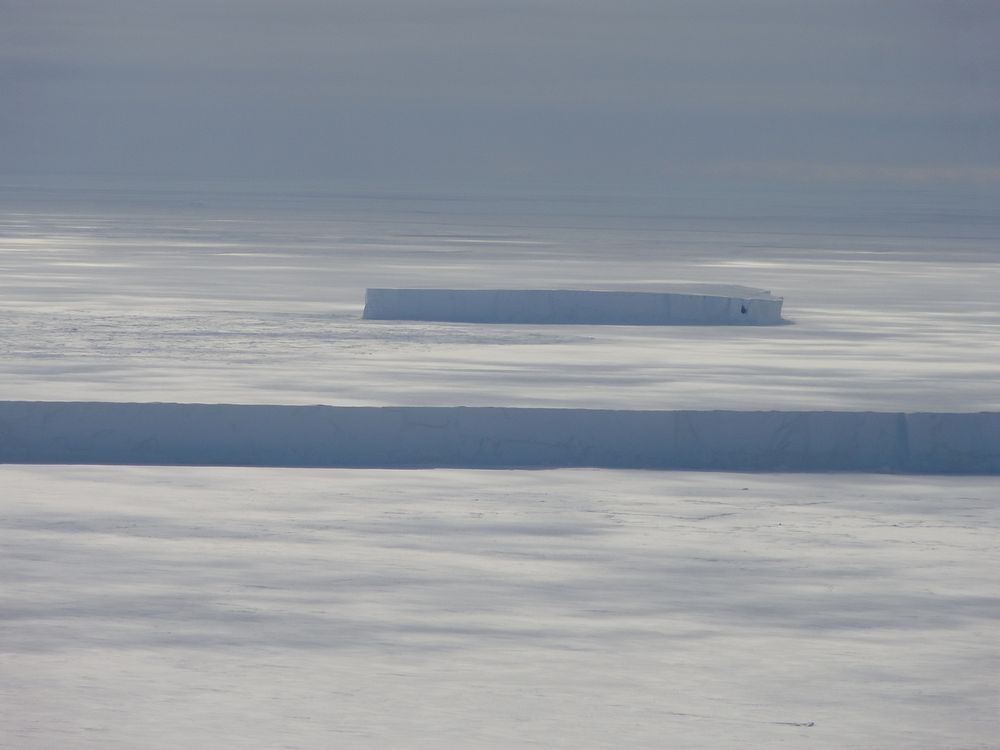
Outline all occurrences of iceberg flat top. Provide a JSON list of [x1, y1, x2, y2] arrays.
[[367, 283, 780, 299]]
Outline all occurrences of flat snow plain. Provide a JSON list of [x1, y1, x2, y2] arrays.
[[3, 467, 998, 749], [1, 182, 999, 748]]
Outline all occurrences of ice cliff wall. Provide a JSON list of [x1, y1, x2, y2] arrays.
[[1, 402, 997, 473], [363, 287, 784, 325]]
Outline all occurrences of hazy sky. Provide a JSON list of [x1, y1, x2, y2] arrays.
[[3, 0, 998, 191]]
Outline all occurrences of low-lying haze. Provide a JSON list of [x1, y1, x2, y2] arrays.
[[4, 1, 998, 193]]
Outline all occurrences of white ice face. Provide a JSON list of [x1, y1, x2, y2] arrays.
[[2, 402, 998, 474], [362, 287, 783, 325]]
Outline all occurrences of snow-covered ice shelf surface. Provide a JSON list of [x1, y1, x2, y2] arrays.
[[3, 401, 1000, 473], [362, 286, 784, 325], [2, 465, 998, 749]]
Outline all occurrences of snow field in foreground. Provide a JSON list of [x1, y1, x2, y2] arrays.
[[2, 466, 998, 750]]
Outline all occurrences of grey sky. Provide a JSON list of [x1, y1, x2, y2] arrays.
[[3, 0, 998, 190]]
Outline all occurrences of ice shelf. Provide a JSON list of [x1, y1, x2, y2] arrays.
[[362, 286, 784, 325], [2, 402, 997, 473]]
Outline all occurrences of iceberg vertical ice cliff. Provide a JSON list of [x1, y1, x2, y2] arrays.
[[1, 402, 997, 473], [362, 286, 784, 325]]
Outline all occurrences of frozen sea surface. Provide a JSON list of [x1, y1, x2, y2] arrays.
[[2, 466, 998, 750], [2, 182, 999, 411]]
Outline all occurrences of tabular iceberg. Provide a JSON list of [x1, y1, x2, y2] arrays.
[[363, 285, 784, 325]]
